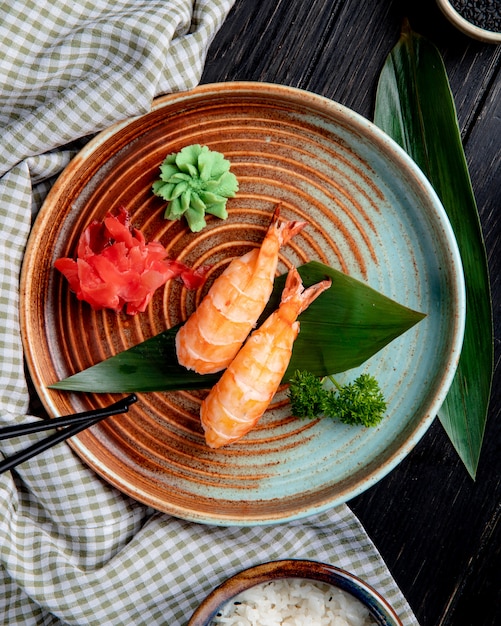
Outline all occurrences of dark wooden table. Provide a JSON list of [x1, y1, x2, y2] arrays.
[[200, 1, 501, 625]]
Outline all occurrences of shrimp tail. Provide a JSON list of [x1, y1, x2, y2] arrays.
[[270, 203, 306, 246], [280, 266, 332, 319]]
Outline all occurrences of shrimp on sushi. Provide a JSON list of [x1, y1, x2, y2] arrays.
[[176, 206, 306, 374], [200, 267, 332, 448]]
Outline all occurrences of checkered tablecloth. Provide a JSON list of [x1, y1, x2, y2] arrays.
[[0, 2, 420, 624]]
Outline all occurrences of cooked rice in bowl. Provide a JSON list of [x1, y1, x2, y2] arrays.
[[211, 578, 377, 626]]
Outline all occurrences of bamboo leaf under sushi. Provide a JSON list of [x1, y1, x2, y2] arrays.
[[50, 261, 425, 393]]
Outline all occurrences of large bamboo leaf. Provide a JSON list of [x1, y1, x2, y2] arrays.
[[50, 261, 424, 393], [374, 22, 493, 478]]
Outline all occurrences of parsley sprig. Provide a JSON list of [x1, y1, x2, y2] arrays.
[[288, 370, 387, 427]]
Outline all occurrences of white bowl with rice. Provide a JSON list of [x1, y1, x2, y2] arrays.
[[187, 560, 402, 626]]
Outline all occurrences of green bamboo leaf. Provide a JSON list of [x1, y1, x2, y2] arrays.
[[374, 22, 493, 478], [50, 261, 425, 393]]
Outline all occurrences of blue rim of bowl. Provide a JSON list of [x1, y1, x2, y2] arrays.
[[187, 559, 403, 625]]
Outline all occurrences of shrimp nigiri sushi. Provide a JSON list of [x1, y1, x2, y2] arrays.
[[200, 267, 332, 448], [176, 206, 306, 374]]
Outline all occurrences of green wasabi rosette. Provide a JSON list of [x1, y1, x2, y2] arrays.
[[152, 144, 239, 232]]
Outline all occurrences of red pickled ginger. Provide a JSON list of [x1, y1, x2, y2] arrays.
[[54, 207, 208, 315]]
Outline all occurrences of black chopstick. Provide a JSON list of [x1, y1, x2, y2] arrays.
[[0, 394, 137, 440], [0, 394, 137, 474]]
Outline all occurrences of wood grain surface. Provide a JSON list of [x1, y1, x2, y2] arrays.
[[199, 1, 500, 625]]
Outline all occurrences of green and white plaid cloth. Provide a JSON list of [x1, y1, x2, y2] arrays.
[[0, 2, 420, 624]]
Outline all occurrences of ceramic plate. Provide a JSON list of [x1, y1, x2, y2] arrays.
[[20, 82, 465, 525]]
